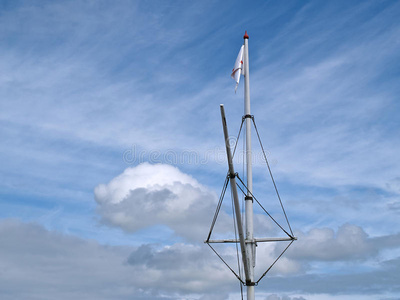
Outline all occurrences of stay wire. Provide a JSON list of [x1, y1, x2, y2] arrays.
[[251, 116, 294, 236], [207, 244, 244, 285], [232, 117, 245, 159], [206, 176, 229, 242], [256, 240, 294, 284], [235, 175, 292, 238]]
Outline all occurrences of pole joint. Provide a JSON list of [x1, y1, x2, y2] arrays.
[[242, 114, 253, 121], [228, 172, 238, 179], [245, 280, 256, 286], [244, 195, 253, 202]]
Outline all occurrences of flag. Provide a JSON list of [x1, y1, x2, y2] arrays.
[[231, 45, 244, 93]]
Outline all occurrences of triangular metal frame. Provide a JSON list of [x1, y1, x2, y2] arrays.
[[205, 113, 296, 285]]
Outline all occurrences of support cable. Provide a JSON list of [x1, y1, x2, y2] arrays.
[[235, 175, 292, 238], [207, 243, 245, 285], [256, 240, 294, 284], [206, 176, 229, 242], [232, 117, 245, 159], [251, 116, 294, 236]]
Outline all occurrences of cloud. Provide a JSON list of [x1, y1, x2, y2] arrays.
[[94, 163, 224, 241], [0, 219, 235, 299], [125, 243, 233, 294], [1, 210, 400, 299], [198, 294, 230, 300], [262, 257, 400, 295], [287, 224, 400, 262], [265, 295, 307, 300], [0, 219, 136, 300], [8, 218, 397, 300]]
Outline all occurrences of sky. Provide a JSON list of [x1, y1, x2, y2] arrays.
[[0, 0, 400, 299]]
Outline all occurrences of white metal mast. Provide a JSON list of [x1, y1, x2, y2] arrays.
[[243, 30, 255, 300]]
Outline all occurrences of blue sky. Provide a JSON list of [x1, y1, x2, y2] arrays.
[[0, 0, 400, 299]]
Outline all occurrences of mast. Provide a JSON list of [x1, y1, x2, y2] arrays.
[[243, 31, 255, 299], [205, 31, 296, 300]]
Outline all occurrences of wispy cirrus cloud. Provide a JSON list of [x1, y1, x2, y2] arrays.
[[1, 1, 400, 299]]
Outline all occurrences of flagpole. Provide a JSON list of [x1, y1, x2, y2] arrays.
[[243, 31, 255, 300]]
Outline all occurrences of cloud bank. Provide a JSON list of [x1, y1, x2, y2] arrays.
[[2, 218, 399, 300]]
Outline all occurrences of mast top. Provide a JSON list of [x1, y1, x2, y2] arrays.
[[243, 31, 249, 39]]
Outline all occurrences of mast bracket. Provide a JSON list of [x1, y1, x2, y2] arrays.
[[228, 172, 238, 179], [245, 280, 256, 286], [244, 195, 253, 202], [242, 114, 253, 120]]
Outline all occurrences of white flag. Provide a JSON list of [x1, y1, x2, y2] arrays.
[[231, 45, 244, 93]]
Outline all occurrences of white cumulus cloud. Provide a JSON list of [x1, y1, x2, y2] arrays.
[[94, 163, 223, 241]]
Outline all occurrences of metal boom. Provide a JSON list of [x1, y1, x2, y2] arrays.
[[220, 104, 251, 283]]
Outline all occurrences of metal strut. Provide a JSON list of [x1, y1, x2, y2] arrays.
[[220, 104, 251, 284]]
